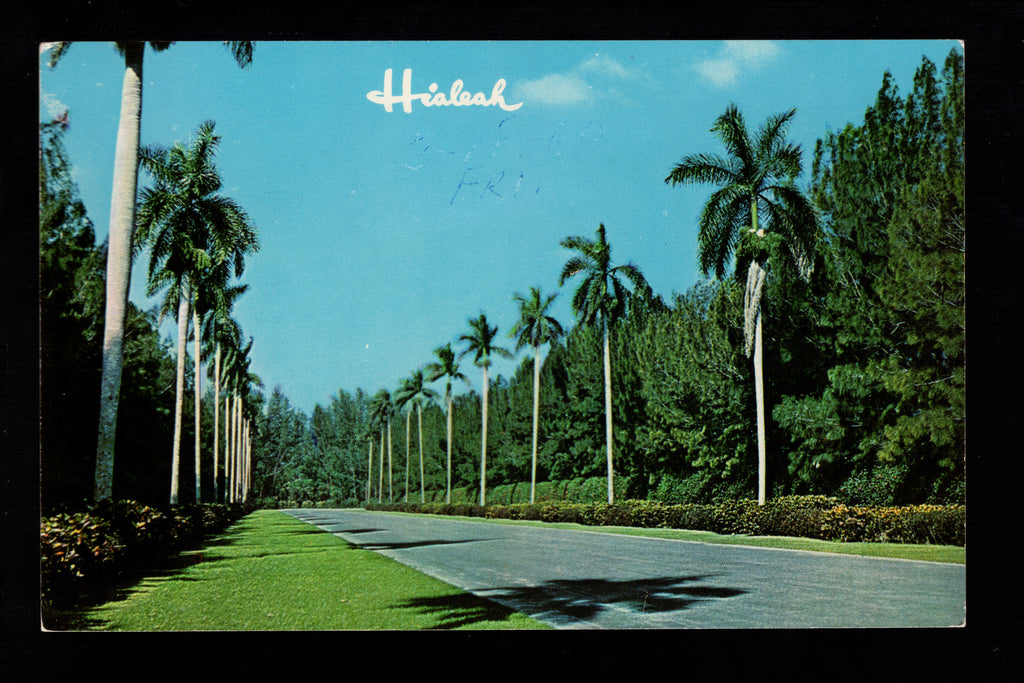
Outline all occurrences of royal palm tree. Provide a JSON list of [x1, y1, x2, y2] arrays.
[[426, 343, 469, 504], [559, 223, 647, 504], [370, 389, 394, 503], [395, 369, 440, 503], [45, 40, 253, 502], [665, 103, 818, 505], [135, 121, 258, 504], [509, 287, 565, 503], [459, 313, 513, 506]]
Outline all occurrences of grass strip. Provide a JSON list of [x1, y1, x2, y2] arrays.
[[62, 510, 550, 631], [373, 511, 966, 564]]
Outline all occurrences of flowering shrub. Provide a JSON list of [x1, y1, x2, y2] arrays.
[[369, 495, 965, 546]]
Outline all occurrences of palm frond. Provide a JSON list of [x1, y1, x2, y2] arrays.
[[712, 103, 754, 170], [665, 152, 739, 186]]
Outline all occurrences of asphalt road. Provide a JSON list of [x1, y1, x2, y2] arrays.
[[284, 508, 966, 629]]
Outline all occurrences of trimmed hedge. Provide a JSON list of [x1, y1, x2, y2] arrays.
[[41, 500, 250, 608], [366, 496, 965, 546]]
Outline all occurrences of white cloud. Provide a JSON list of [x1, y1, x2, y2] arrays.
[[581, 55, 633, 79], [696, 58, 739, 88], [514, 54, 638, 107], [723, 40, 781, 64], [516, 73, 591, 105], [697, 41, 782, 88]]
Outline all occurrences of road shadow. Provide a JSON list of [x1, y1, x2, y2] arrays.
[[358, 538, 495, 551], [479, 574, 749, 623], [394, 591, 541, 629]]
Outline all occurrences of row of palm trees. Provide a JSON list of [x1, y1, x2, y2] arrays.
[[363, 103, 818, 508], [363, 222, 645, 507], [45, 41, 258, 504]]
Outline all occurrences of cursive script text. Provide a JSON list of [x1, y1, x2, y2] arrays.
[[367, 68, 523, 113]]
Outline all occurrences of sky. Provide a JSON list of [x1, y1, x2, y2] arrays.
[[38, 39, 963, 415]]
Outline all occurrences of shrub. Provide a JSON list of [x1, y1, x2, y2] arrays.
[[837, 463, 908, 506], [41, 501, 249, 610]]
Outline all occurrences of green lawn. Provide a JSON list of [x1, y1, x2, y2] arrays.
[[58, 510, 550, 631]]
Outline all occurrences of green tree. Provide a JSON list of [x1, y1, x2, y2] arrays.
[[559, 223, 648, 503], [459, 313, 513, 506], [665, 104, 818, 505], [426, 343, 470, 503], [509, 287, 565, 503], [795, 51, 965, 503], [45, 41, 254, 502], [135, 121, 258, 504]]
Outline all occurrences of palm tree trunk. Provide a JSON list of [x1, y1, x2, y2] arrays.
[[193, 308, 202, 503], [754, 310, 767, 506], [367, 440, 373, 502], [94, 41, 144, 502], [387, 417, 393, 503], [170, 282, 189, 504], [603, 323, 614, 504], [480, 366, 489, 506], [213, 343, 221, 503], [446, 398, 453, 504], [223, 392, 231, 502], [378, 429, 385, 503], [418, 403, 425, 504], [405, 410, 411, 502], [531, 346, 541, 504]]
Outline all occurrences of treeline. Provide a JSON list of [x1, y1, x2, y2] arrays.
[[40, 119, 263, 512], [253, 52, 964, 509]]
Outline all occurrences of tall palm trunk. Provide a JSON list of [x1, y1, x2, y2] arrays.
[[405, 411, 411, 502], [223, 391, 231, 502], [603, 322, 614, 504], [378, 429, 385, 503], [366, 440, 373, 502], [193, 308, 202, 503], [747, 196, 768, 506], [94, 42, 144, 502], [213, 344, 221, 503], [170, 281, 189, 504], [418, 403, 425, 504], [445, 398, 453, 504], [754, 311, 766, 506], [387, 417, 393, 502], [530, 346, 541, 504], [480, 366, 489, 506]]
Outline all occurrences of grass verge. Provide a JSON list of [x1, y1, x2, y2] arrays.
[[376, 512, 966, 565], [52, 510, 550, 631]]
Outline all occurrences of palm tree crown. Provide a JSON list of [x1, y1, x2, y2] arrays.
[[459, 313, 514, 371], [559, 223, 647, 329], [510, 286, 565, 353], [664, 102, 816, 280]]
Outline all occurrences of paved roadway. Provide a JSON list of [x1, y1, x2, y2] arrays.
[[284, 508, 965, 629]]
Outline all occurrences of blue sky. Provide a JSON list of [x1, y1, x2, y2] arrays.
[[39, 39, 962, 415]]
